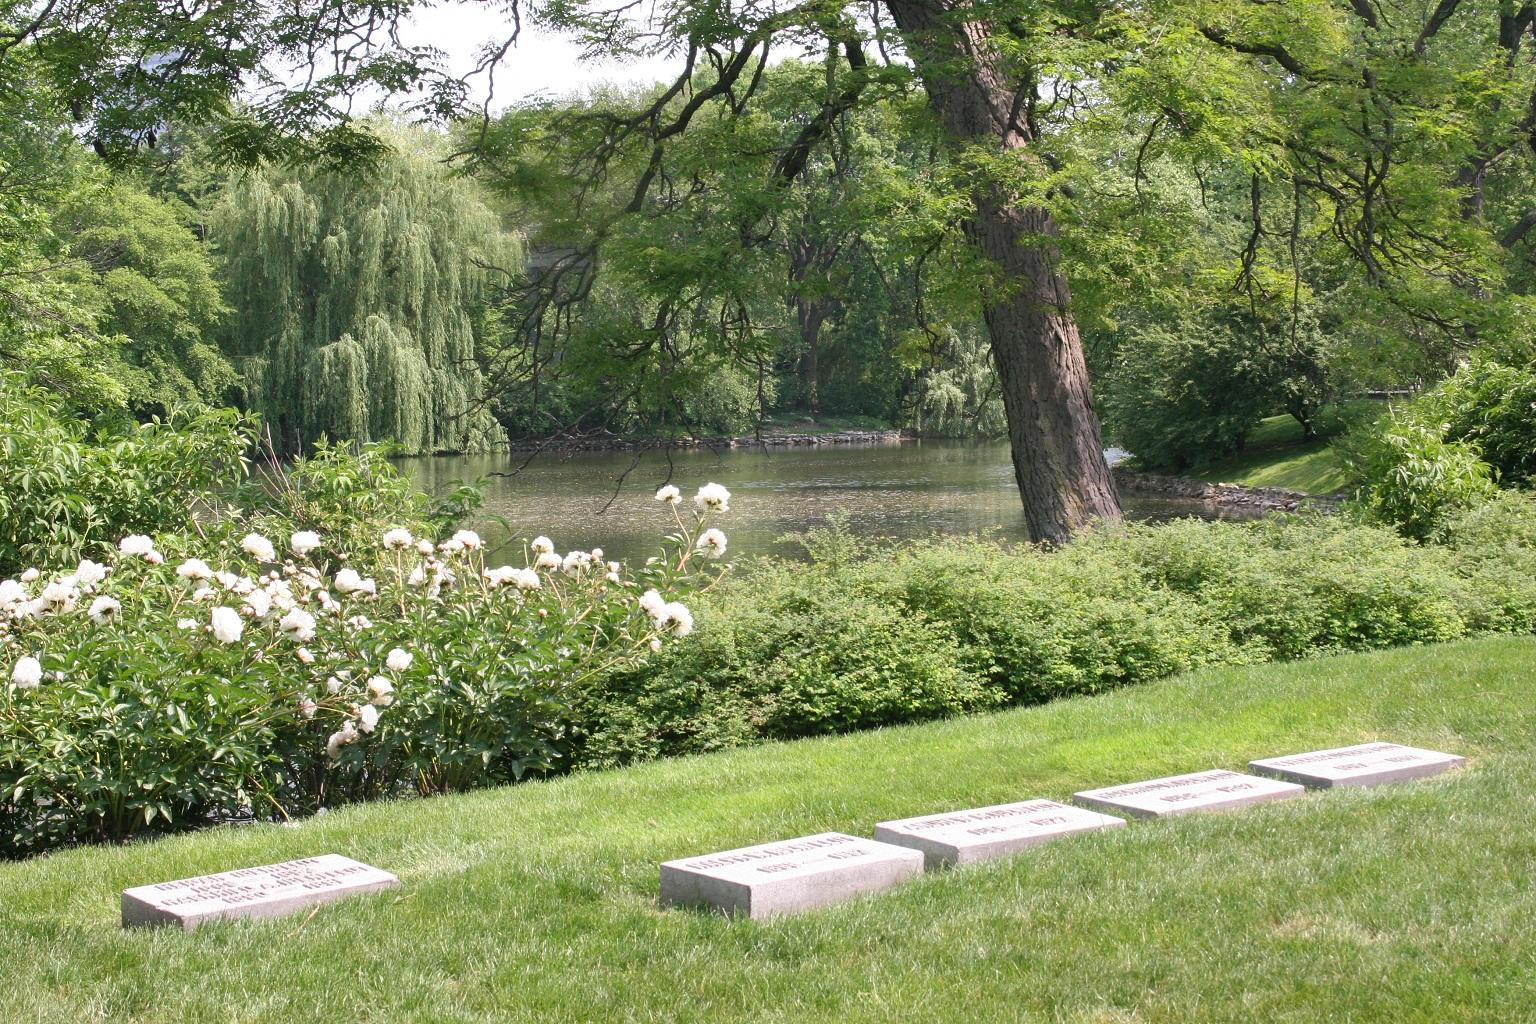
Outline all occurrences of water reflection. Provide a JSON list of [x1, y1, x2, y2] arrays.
[[399, 440, 1249, 563]]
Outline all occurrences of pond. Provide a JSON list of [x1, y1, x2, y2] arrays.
[[398, 439, 1251, 564]]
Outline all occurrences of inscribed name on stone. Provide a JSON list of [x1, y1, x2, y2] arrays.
[[874, 799, 1126, 869], [659, 832, 923, 919], [121, 854, 399, 930], [1249, 742, 1465, 788], [1073, 769, 1305, 819]]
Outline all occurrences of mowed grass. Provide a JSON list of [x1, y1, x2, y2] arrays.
[[1188, 402, 1382, 494], [4, 636, 1535, 1023]]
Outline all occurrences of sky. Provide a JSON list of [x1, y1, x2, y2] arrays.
[[398, 5, 686, 110]]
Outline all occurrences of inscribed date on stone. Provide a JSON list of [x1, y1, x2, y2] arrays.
[[1250, 742, 1464, 788], [1073, 769, 1304, 819], [659, 832, 922, 919], [121, 854, 399, 930], [874, 799, 1125, 869]]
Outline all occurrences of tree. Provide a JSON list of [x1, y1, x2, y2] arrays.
[[211, 125, 517, 454]]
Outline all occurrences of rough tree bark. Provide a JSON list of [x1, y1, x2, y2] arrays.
[[884, 0, 1122, 543]]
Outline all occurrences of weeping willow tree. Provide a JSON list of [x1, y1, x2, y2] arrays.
[[213, 127, 516, 454]]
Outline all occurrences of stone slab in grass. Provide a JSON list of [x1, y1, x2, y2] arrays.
[[1250, 742, 1465, 788], [121, 854, 399, 930], [1074, 769, 1305, 819], [874, 799, 1125, 869], [660, 832, 922, 919]]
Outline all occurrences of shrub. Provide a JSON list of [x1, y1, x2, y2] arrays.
[[0, 484, 730, 856], [575, 507, 1535, 770], [0, 373, 253, 575], [1341, 412, 1498, 540]]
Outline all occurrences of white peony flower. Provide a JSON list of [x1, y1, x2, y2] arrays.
[[415, 539, 435, 556], [279, 607, 317, 641], [534, 551, 562, 571], [385, 648, 413, 673], [357, 703, 381, 733], [334, 568, 376, 595], [649, 637, 663, 653], [482, 565, 518, 588], [241, 533, 276, 562], [530, 536, 555, 555], [143, 551, 164, 565], [693, 482, 731, 512], [325, 675, 344, 695], [75, 559, 109, 589], [513, 568, 541, 591], [295, 647, 315, 665], [209, 606, 244, 644], [38, 580, 77, 613], [87, 595, 121, 624], [290, 531, 322, 557], [382, 528, 414, 550], [367, 676, 395, 707], [562, 551, 592, 576], [451, 529, 482, 551], [605, 571, 621, 584], [326, 722, 359, 759], [0, 579, 26, 608], [662, 602, 694, 637], [176, 558, 214, 581], [214, 570, 239, 590], [20, 568, 40, 583], [346, 614, 373, 630], [118, 535, 156, 557], [243, 589, 272, 619], [695, 528, 727, 559], [655, 484, 681, 504], [176, 618, 197, 630], [11, 656, 42, 689], [407, 566, 427, 587], [638, 589, 666, 618], [192, 586, 216, 603], [299, 697, 318, 719]]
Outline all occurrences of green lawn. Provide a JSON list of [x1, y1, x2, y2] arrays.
[[4, 636, 1535, 1023], [1185, 401, 1381, 494]]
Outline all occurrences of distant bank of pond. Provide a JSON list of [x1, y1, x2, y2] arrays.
[[399, 439, 1254, 564]]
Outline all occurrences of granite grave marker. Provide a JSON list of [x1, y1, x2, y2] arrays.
[[874, 799, 1125, 869], [659, 832, 922, 918], [1073, 769, 1304, 819], [121, 854, 399, 930], [1250, 742, 1464, 788]]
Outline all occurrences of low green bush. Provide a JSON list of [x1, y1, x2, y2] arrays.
[[574, 501, 1536, 769]]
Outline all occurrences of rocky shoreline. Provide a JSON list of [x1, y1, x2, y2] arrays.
[[506, 429, 910, 453], [1112, 467, 1345, 514]]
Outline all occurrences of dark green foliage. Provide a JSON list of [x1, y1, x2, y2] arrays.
[[1100, 315, 1324, 471], [0, 372, 253, 575]]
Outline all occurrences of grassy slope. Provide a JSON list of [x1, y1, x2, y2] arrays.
[[4, 636, 1535, 1024], [1183, 402, 1380, 494]]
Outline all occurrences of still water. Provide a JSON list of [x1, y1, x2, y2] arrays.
[[399, 440, 1244, 564]]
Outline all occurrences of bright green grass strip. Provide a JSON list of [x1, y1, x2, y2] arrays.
[[3, 636, 1534, 1023], [1192, 441, 1352, 494], [1186, 402, 1385, 494]]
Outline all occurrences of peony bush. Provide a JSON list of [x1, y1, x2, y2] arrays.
[[0, 483, 733, 857]]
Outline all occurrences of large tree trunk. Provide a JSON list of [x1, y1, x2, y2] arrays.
[[884, 0, 1122, 543]]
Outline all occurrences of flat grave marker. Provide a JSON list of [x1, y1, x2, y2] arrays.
[[121, 854, 399, 930], [1250, 742, 1465, 788], [659, 832, 922, 919], [1073, 769, 1305, 819], [874, 799, 1125, 869]]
